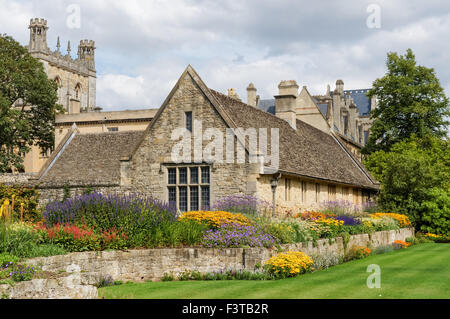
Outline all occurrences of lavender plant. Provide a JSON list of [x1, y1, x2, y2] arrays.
[[320, 200, 368, 217], [201, 223, 276, 248], [212, 194, 271, 216], [43, 192, 177, 235]]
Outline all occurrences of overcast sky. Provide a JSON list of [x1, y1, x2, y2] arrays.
[[1, 0, 449, 111]]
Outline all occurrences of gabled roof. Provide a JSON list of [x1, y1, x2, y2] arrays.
[[210, 90, 378, 189], [39, 65, 379, 190], [37, 131, 143, 187]]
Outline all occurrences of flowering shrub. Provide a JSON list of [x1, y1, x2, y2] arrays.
[[201, 223, 275, 248], [0, 184, 41, 222], [253, 218, 298, 244], [297, 211, 334, 220], [344, 246, 371, 261], [423, 233, 450, 243], [212, 194, 271, 216], [320, 200, 358, 216], [310, 252, 342, 270], [264, 251, 314, 278], [43, 192, 176, 235], [37, 223, 128, 252], [335, 216, 362, 226], [393, 240, 411, 249], [313, 217, 344, 227], [180, 211, 252, 228], [0, 261, 36, 282], [370, 213, 411, 228]]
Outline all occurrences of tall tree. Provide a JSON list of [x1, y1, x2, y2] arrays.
[[0, 34, 63, 172], [364, 134, 449, 234], [362, 49, 449, 154]]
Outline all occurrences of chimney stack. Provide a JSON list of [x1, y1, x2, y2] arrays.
[[246, 83, 257, 107], [227, 88, 241, 101], [335, 79, 344, 95], [275, 80, 298, 130]]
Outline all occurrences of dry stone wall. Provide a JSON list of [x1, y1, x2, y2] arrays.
[[26, 228, 414, 284]]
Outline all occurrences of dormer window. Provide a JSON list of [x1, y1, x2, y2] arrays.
[[185, 111, 192, 132]]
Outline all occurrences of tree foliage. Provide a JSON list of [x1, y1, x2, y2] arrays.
[[0, 34, 63, 172], [363, 49, 449, 155], [364, 135, 450, 234]]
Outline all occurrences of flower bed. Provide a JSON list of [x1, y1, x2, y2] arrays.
[[264, 251, 314, 278], [180, 211, 251, 228], [201, 223, 275, 248]]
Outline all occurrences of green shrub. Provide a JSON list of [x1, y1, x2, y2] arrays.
[[0, 253, 19, 267], [137, 219, 208, 248], [415, 233, 435, 244], [28, 244, 67, 258], [418, 188, 449, 236], [0, 222, 44, 257], [162, 272, 175, 282], [344, 246, 371, 261], [310, 252, 342, 270], [405, 237, 419, 246]]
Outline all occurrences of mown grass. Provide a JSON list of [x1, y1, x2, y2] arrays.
[[99, 243, 450, 299]]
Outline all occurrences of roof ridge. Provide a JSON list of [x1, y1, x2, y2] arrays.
[[209, 89, 300, 131]]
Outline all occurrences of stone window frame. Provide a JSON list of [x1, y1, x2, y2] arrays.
[[107, 127, 119, 132], [166, 164, 211, 212]]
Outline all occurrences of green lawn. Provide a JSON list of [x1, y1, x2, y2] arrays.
[[99, 243, 450, 299]]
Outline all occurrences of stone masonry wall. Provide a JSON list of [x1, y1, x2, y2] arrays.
[[126, 72, 251, 207], [26, 228, 414, 283], [0, 173, 36, 186], [36, 185, 122, 206]]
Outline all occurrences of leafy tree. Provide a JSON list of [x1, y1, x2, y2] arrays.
[[364, 134, 450, 233], [0, 34, 63, 172], [363, 49, 449, 154]]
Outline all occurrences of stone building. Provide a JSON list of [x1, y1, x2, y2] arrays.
[[21, 18, 97, 173], [19, 18, 158, 173], [246, 79, 376, 160], [33, 66, 379, 212]]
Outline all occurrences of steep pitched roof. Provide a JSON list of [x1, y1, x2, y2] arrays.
[[38, 66, 378, 190], [210, 89, 378, 189], [37, 131, 143, 187]]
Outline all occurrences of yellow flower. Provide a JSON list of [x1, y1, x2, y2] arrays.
[[370, 213, 411, 227], [179, 211, 251, 227]]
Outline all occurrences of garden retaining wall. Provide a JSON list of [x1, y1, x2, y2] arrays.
[[24, 228, 414, 287]]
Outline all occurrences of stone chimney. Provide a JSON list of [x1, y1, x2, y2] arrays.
[[335, 79, 344, 95], [275, 80, 298, 130], [246, 83, 257, 107], [227, 88, 241, 101]]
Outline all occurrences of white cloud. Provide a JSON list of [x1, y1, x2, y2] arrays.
[[2, 0, 450, 109]]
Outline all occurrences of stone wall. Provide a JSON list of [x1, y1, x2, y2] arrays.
[[26, 228, 414, 283], [124, 71, 252, 208], [0, 266, 97, 299], [0, 173, 36, 186], [36, 185, 122, 206]]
